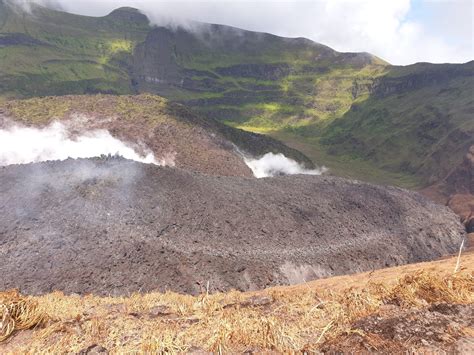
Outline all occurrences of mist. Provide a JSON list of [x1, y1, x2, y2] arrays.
[[244, 152, 327, 178], [10, 0, 473, 65], [0, 121, 172, 166]]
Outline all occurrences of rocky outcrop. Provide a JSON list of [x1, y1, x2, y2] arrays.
[[132, 27, 184, 91], [0, 33, 46, 47], [0, 158, 464, 296], [129, 23, 381, 103], [445, 145, 474, 195], [105, 7, 149, 26], [215, 63, 291, 80], [370, 62, 474, 97], [424, 145, 474, 233], [448, 194, 474, 233]]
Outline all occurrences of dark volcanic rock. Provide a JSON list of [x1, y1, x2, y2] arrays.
[[0, 33, 46, 47], [0, 158, 464, 296], [78, 344, 109, 355], [215, 63, 291, 80], [105, 7, 149, 26]]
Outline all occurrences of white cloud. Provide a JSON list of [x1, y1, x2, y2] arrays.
[[14, 0, 474, 64]]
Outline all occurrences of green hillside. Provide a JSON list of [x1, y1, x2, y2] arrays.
[[320, 63, 474, 185], [0, 0, 472, 188], [0, 1, 149, 97]]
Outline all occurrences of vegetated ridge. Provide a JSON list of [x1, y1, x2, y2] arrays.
[[0, 94, 312, 176], [0, 0, 472, 192]]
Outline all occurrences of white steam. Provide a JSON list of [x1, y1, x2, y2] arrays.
[[244, 152, 327, 178], [0, 121, 172, 166]]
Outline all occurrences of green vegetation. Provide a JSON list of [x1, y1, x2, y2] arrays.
[[320, 74, 474, 184], [3, 94, 171, 125], [0, 0, 472, 188], [0, 1, 149, 98]]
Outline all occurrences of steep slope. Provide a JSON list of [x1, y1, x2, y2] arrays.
[[1, 253, 472, 353], [0, 1, 472, 192], [126, 23, 473, 191], [130, 23, 385, 123], [424, 145, 474, 233], [0, 1, 150, 97], [320, 62, 474, 186], [0, 157, 464, 295], [0, 94, 312, 176], [0, 0, 385, 115]]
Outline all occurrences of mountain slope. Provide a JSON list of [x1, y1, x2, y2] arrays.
[[0, 94, 312, 176], [1, 252, 472, 353], [0, 1, 150, 97], [320, 62, 474, 186], [0, 1, 472, 191]]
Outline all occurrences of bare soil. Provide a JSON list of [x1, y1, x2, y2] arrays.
[[322, 303, 474, 353]]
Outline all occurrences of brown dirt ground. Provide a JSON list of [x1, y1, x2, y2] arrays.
[[0, 251, 472, 353]]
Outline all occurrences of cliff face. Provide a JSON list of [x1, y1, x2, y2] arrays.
[[132, 27, 183, 93], [419, 145, 474, 233], [129, 24, 380, 107], [370, 63, 474, 97], [321, 61, 474, 190], [129, 28, 473, 194], [105, 7, 150, 25], [443, 146, 474, 233]]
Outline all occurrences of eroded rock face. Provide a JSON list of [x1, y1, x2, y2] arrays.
[[445, 145, 474, 195], [0, 158, 465, 296], [370, 63, 474, 98], [424, 145, 474, 232], [448, 194, 474, 223]]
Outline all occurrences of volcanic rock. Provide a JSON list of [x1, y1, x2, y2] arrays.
[[0, 158, 465, 295]]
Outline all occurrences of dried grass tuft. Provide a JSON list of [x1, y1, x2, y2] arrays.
[[0, 290, 46, 342], [380, 271, 474, 307]]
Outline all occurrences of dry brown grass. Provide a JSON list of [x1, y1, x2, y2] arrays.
[[0, 290, 45, 342], [0, 253, 473, 353]]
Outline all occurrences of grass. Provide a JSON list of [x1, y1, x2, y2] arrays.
[[0, 252, 472, 353], [320, 75, 474, 184], [270, 130, 424, 188], [0, 291, 46, 342], [220, 64, 473, 189], [2, 94, 171, 125], [0, 1, 149, 99], [1, 1, 472, 189]]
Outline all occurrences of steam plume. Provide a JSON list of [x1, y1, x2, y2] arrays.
[[244, 152, 327, 178], [0, 121, 170, 166]]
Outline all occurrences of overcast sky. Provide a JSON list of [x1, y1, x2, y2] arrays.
[[26, 0, 473, 65]]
